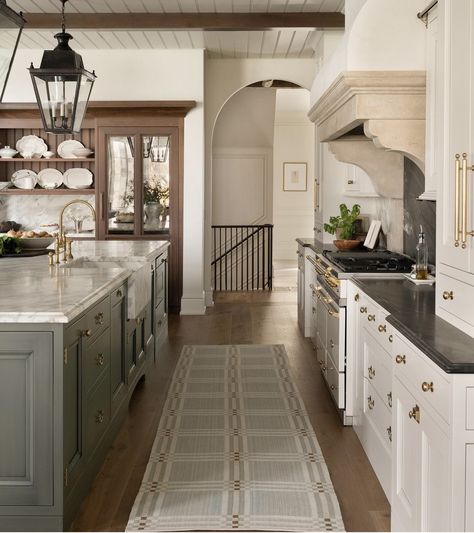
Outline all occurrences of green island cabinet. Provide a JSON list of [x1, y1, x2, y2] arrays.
[[0, 250, 168, 531]]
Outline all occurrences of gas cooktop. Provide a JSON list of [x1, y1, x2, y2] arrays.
[[323, 250, 414, 273]]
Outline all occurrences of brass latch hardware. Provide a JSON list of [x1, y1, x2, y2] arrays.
[[367, 396, 375, 410], [368, 366, 376, 380], [409, 404, 421, 424]]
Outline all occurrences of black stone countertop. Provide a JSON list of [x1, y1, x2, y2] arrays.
[[296, 237, 336, 254], [352, 277, 474, 374]]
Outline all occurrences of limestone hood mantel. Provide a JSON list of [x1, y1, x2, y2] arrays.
[[308, 71, 426, 190]]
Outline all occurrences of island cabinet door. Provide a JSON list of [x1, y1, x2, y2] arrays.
[[0, 332, 54, 507], [125, 314, 146, 385], [63, 320, 87, 497], [110, 288, 127, 415]]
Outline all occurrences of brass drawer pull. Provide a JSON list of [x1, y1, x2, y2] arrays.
[[95, 353, 105, 367], [368, 366, 376, 380], [354, 293, 360, 302], [95, 410, 105, 424], [368, 314, 375, 322], [395, 354, 406, 365], [388, 334, 393, 343], [367, 396, 375, 410], [421, 381, 434, 393], [360, 306, 367, 314], [95, 312, 104, 325], [116, 289, 123, 298], [387, 426, 392, 442], [378, 324, 387, 333], [409, 404, 421, 424], [83, 329, 92, 338], [387, 391, 392, 408], [442, 291, 454, 300]]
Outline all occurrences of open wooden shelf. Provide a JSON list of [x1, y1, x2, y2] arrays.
[[0, 158, 95, 163], [0, 187, 95, 195]]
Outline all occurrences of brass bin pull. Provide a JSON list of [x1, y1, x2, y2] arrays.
[[360, 306, 367, 314], [368, 314, 376, 322], [421, 381, 434, 393], [368, 366, 376, 380]]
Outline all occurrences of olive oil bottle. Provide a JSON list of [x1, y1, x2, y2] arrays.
[[415, 225, 428, 280]]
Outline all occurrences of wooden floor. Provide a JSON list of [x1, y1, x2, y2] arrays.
[[72, 290, 390, 532]]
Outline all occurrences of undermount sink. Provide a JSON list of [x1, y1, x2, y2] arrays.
[[62, 258, 150, 319]]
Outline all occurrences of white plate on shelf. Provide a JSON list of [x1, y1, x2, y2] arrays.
[[37, 168, 63, 189], [63, 168, 93, 189], [11, 169, 38, 189], [15, 135, 48, 157], [58, 140, 84, 159]]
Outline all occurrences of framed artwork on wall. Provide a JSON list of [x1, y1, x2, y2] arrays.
[[283, 162, 307, 191]]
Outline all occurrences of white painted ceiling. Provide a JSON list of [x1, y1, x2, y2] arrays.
[[7, 0, 345, 58]]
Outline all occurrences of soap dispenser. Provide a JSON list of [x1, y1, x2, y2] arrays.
[[415, 225, 428, 280]]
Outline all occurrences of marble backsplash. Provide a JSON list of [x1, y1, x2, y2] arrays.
[[403, 158, 436, 265], [0, 194, 96, 233]]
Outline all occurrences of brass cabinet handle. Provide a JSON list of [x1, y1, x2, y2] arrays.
[[409, 404, 421, 424], [82, 329, 92, 338], [388, 334, 393, 343], [462, 153, 468, 248], [387, 426, 392, 442], [95, 353, 105, 367], [455, 154, 461, 247], [95, 312, 104, 325], [395, 354, 406, 365], [360, 306, 367, 314], [378, 324, 387, 333], [354, 293, 360, 302], [442, 290, 454, 300], [367, 396, 375, 410], [95, 410, 105, 424], [421, 381, 434, 393], [368, 314, 375, 322], [368, 366, 376, 380], [387, 391, 392, 408], [116, 289, 123, 298]]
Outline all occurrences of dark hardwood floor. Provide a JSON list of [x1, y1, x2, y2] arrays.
[[72, 289, 390, 532]]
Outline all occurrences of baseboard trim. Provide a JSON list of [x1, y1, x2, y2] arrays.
[[180, 296, 206, 315]]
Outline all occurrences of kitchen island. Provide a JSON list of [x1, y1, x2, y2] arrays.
[[0, 240, 169, 532]]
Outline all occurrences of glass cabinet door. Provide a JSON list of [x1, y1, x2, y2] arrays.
[[107, 136, 135, 235], [142, 135, 170, 236]]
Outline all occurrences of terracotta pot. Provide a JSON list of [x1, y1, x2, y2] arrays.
[[333, 239, 361, 251]]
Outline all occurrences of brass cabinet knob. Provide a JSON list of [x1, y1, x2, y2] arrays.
[[395, 354, 406, 365], [95, 353, 105, 367], [442, 291, 454, 300], [368, 314, 376, 322], [368, 366, 376, 380], [387, 391, 392, 408], [95, 410, 105, 424], [116, 289, 123, 298], [367, 396, 375, 410], [360, 306, 367, 314], [95, 312, 104, 325], [378, 324, 387, 333], [354, 293, 360, 302], [409, 404, 421, 424], [387, 426, 392, 442], [388, 334, 393, 343], [83, 329, 92, 338], [421, 381, 434, 393]]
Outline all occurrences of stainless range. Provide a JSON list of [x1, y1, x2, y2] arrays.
[[306, 249, 413, 424]]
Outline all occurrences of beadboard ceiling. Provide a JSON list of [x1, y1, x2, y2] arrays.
[[6, 0, 345, 58]]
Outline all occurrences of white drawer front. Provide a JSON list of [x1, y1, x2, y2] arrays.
[[363, 328, 393, 411], [438, 271, 474, 329], [364, 379, 392, 453], [393, 334, 451, 424], [326, 350, 345, 409]]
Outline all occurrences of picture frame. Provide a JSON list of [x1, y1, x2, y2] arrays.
[[283, 162, 307, 192]]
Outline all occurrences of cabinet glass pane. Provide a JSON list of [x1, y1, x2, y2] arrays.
[[107, 136, 135, 235], [142, 135, 170, 235]]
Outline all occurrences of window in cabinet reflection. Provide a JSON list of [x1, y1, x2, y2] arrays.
[[107, 136, 134, 234], [142, 135, 170, 235]]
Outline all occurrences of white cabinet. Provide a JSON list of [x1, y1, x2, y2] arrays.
[[297, 244, 305, 334], [343, 164, 379, 198], [421, 4, 440, 201], [437, 0, 474, 335]]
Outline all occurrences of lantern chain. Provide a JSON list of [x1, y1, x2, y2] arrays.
[[60, 0, 68, 33]]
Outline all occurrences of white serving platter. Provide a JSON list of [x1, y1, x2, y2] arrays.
[[63, 168, 93, 189], [37, 168, 63, 189], [58, 140, 85, 159]]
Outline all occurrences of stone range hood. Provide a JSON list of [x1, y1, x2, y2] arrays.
[[308, 70, 426, 192]]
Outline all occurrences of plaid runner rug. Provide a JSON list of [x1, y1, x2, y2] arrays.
[[126, 344, 345, 532]]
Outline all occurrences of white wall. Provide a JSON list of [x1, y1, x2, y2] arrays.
[[272, 89, 314, 260], [3, 48, 205, 315], [204, 57, 316, 304]]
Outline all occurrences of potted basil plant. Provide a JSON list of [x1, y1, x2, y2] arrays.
[[324, 203, 361, 250]]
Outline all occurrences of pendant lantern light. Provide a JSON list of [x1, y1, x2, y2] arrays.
[[0, 0, 25, 102], [29, 0, 96, 134]]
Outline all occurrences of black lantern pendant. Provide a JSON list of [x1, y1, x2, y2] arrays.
[[29, 0, 96, 135], [0, 0, 25, 102]]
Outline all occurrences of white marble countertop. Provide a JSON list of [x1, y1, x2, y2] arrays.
[[0, 240, 169, 324]]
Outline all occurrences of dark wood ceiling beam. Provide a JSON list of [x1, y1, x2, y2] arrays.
[[23, 12, 345, 31]]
